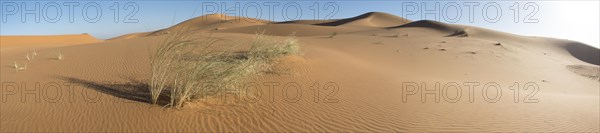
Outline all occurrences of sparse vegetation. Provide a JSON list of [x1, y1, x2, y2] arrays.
[[329, 32, 337, 38], [448, 29, 468, 37], [494, 42, 502, 46], [567, 65, 600, 81], [26, 53, 31, 61], [149, 31, 300, 108], [391, 33, 408, 37], [13, 62, 26, 71], [439, 49, 447, 51], [57, 50, 64, 60], [19, 64, 26, 71]]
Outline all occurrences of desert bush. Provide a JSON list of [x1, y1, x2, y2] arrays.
[[149, 31, 300, 108], [148, 31, 204, 104]]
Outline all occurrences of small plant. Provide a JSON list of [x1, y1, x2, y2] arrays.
[[423, 47, 429, 50], [15, 63, 26, 71], [448, 29, 468, 37], [329, 32, 337, 38], [13, 61, 18, 68], [57, 50, 64, 60], [439, 49, 447, 51], [26, 53, 31, 61], [32, 49, 38, 56], [440, 41, 446, 43], [494, 42, 502, 46]]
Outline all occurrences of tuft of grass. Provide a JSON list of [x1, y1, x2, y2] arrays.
[[494, 42, 502, 46], [13, 61, 18, 68], [32, 49, 38, 56], [149, 31, 300, 108], [329, 32, 337, 38], [57, 50, 64, 60], [14, 62, 26, 71], [26, 53, 31, 61], [448, 29, 468, 37], [148, 31, 201, 104]]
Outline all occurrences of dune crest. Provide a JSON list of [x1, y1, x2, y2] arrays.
[[316, 12, 412, 27]]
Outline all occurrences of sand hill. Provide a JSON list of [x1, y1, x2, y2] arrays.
[[0, 33, 101, 46], [1, 12, 598, 132]]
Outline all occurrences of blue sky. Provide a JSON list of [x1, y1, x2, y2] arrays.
[[1, 1, 598, 48]]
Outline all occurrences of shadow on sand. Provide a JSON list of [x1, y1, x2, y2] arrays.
[[58, 76, 171, 105]]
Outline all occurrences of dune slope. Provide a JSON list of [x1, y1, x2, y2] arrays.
[[1, 12, 599, 132]]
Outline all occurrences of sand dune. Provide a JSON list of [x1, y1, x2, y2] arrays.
[[108, 32, 152, 40], [149, 14, 270, 36], [316, 12, 412, 27], [216, 24, 371, 36], [1, 12, 599, 132], [0, 33, 101, 47]]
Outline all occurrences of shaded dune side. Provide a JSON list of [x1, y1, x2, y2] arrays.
[[275, 19, 339, 25], [564, 42, 600, 65], [387, 20, 460, 32], [216, 24, 366, 36], [316, 12, 412, 27], [389, 19, 600, 67]]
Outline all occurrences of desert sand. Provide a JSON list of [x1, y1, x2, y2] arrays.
[[1, 12, 599, 132]]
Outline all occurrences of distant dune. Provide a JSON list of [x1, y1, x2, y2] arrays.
[[0, 33, 101, 47], [316, 12, 412, 27]]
